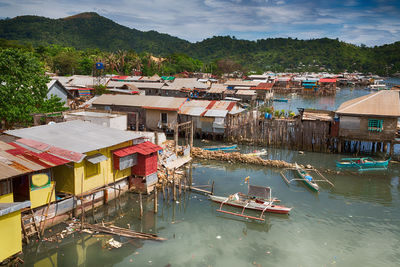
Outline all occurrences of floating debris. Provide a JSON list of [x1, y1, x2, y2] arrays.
[[106, 238, 122, 249]]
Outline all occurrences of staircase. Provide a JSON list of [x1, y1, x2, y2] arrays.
[[21, 208, 40, 244]]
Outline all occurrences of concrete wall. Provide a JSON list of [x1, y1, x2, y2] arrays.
[[65, 112, 127, 131], [339, 115, 397, 141]]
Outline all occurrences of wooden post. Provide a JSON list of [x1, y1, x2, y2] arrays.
[[173, 177, 176, 201], [390, 142, 394, 157], [190, 121, 194, 149], [174, 124, 179, 155], [103, 189, 108, 204], [154, 186, 158, 213], [139, 193, 143, 218], [135, 112, 139, 131], [80, 197, 85, 230], [211, 181, 215, 195], [162, 181, 165, 200]]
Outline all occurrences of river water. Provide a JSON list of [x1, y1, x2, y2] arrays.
[[21, 86, 400, 267]]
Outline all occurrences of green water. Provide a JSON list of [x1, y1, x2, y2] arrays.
[[21, 87, 400, 266], [22, 147, 400, 267]]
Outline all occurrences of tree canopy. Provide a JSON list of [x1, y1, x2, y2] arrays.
[[0, 48, 66, 128]]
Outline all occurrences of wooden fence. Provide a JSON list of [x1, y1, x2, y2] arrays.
[[225, 111, 336, 153]]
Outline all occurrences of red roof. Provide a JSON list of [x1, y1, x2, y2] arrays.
[[114, 141, 163, 157], [319, 78, 336, 83], [112, 75, 129, 80], [253, 82, 274, 90]]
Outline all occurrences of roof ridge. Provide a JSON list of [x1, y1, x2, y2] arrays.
[[338, 90, 384, 113]]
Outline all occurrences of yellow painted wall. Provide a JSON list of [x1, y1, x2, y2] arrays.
[[53, 164, 75, 194], [33, 252, 57, 267], [0, 193, 13, 203], [29, 182, 56, 209], [74, 140, 132, 195], [0, 211, 22, 262]]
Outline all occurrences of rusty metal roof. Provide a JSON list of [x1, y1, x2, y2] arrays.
[[93, 94, 187, 111], [336, 90, 400, 117], [208, 83, 227, 93], [0, 139, 84, 180], [302, 109, 334, 121], [225, 80, 260, 87]]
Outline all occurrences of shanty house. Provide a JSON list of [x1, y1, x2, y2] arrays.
[[64, 110, 128, 131], [6, 120, 141, 196], [302, 79, 319, 93], [92, 95, 187, 131], [47, 80, 74, 105], [319, 78, 337, 95], [336, 91, 400, 145], [179, 100, 244, 137], [160, 78, 209, 98], [253, 82, 274, 101]]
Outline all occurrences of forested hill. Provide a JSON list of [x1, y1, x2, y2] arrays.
[[1, 13, 400, 74], [0, 12, 190, 54]]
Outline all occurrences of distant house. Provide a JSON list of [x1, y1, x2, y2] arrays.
[[64, 110, 128, 130], [207, 83, 227, 100], [336, 90, 400, 153], [47, 80, 73, 105], [319, 78, 337, 95], [92, 94, 187, 131], [160, 78, 209, 97], [179, 99, 244, 137], [253, 82, 274, 101]]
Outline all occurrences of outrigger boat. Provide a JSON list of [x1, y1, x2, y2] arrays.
[[294, 163, 319, 192], [280, 163, 334, 193], [244, 149, 267, 157], [273, 98, 289, 102], [209, 185, 292, 221], [336, 157, 390, 171], [203, 144, 238, 151]]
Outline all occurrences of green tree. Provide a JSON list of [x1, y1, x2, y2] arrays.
[[0, 48, 66, 128]]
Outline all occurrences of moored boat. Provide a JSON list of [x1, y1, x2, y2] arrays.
[[203, 144, 238, 151], [336, 157, 390, 171], [294, 163, 319, 192], [273, 98, 289, 102], [210, 184, 292, 221], [244, 149, 267, 157]]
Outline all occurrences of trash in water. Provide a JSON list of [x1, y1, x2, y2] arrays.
[[106, 238, 122, 249]]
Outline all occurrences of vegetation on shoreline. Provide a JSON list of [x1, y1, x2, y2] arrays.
[[1, 13, 400, 76]]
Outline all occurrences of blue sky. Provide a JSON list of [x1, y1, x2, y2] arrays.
[[1, 0, 400, 46]]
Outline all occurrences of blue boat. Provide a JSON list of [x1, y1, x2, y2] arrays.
[[336, 157, 390, 171], [273, 98, 289, 103], [203, 144, 238, 151]]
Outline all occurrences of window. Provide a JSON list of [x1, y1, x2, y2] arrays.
[[161, 113, 168, 124], [85, 161, 99, 177], [0, 179, 12, 196], [368, 119, 383, 132]]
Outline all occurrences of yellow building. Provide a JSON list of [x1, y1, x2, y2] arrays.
[[6, 120, 142, 196]]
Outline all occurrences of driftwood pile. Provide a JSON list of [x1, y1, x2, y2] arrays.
[[192, 147, 302, 169]]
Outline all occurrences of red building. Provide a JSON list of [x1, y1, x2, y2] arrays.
[[113, 141, 162, 193]]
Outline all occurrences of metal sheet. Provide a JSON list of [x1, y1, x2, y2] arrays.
[[86, 153, 108, 164], [118, 153, 137, 170], [0, 201, 31, 217]]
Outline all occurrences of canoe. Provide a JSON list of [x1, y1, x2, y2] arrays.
[[294, 163, 319, 192], [336, 157, 390, 171], [273, 98, 289, 102], [209, 194, 291, 215], [203, 144, 238, 151], [245, 149, 267, 157]]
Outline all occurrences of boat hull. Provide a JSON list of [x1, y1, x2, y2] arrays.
[[295, 164, 319, 192], [203, 145, 238, 151], [209, 195, 291, 215], [336, 158, 389, 169]]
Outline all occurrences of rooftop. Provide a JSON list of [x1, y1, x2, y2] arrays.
[[336, 90, 400, 117], [6, 120, 141, 154], [93, 94, 187, 111], [165, 78, 209, 90]]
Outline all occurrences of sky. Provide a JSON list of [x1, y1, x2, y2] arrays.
[[1, 0, 400, 46]]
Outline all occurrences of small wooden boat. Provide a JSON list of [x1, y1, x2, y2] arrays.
[[273, 98, 289, 102], [203, 144, 238, 151], [245, 149, 267, 157], [336, 157, 390, 171], [294, 163, 319, 192], [209, 185, 292, 221]]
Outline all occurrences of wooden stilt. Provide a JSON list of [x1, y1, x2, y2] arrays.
[[139, 193, 143, 218], [154, 187, 158, 213]]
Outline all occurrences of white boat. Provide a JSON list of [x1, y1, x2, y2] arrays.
[[244, 149, 267, 157], [368, 80, 387, 90]]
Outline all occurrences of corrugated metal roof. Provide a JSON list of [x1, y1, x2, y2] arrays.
[[302, 110, 334, 121], [319, 78, 336, 83], [93, 94, 187, 111], [114, 141, 162, 157], [253, 82, 274, 90], [132, 82, 165, 89], [224, 80, 260, 87], [203, 109, 228, 117], [0, 138, 84, 180], [87, 153, 108, 164], [336, 90, 400, 117], [6, 121, 142, 154], [166, 78, 209, 90], [208, 83, 227, 93], [236, 90, 256, 95]]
